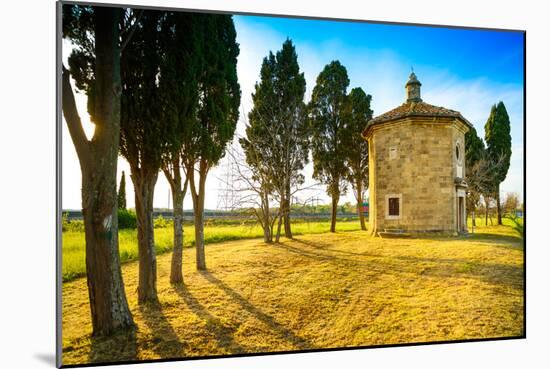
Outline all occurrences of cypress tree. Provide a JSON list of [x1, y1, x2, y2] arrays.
[[159, 12, 199, 284], [309, 61, 350, 232], [117, 171, 127, 210], [465, 127, 486, 226], [61, 4, 135, 335], [484, 102, 512, 225], [185, 14, 240, 270], [119, 10, 174, 303], [343, 87, 372, 231], [241, 39, 308, 241], [466, 127, 485, 166]]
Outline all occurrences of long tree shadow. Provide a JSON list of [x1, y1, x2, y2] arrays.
[[277, 241, 388, 269], [276, 241, 398, 278], [391, 254, 524, 291], [138, 302, 184, 359], [88, 327, 138, 364], [292, 238, 371, 257], [279, 239, 524, 291], [458, 232, 523, 247], [293, 232, 522, 260], [172, 283, 246, 354], [199, 272, 314, 350]]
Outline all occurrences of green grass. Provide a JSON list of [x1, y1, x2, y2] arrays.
[[467, 216, 524, 237], [62, 218, 361, 282], [467, 215, 523, 228], [61, 222, 524, 365]]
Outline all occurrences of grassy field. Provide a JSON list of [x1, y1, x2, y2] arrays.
[[62, 218, 361, 281], [61, 220, 524, 365]]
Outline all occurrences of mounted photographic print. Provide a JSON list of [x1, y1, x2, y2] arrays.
[[57, 1, 525, 366]]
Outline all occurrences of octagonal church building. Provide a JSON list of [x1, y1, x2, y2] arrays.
[[362, 72, 473, 236]]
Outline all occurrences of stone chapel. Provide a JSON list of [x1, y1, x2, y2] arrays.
[[362, 72, 473, 236]]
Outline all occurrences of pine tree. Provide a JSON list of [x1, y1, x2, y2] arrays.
[[119, 10, 176, 303], [241, 39, 308, 241], [61, 4, 135, 335], [484, 102, 512, 225], [309, 61, 350, 232], [185, 14, 240, 270], [464, 127, 486, 226], [159, 12, 199, 284], [117, 171, 127, 210], [466, 127, 485, 166], [343, 87, 372, 231]]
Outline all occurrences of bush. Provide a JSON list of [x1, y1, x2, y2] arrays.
[[154, 214, 171, 229], [62, 212, 85, 232], [118, 209, 137, 229], [62, 212, 69, 232]]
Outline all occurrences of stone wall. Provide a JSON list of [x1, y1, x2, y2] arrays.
[[367, 117, 468, 234]]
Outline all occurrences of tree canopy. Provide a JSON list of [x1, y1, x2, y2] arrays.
[[484, 102, 512, 186], [343, 87, 372, 191], [241, 39, 308, 240], [309, 61, 350, 198], [465, 126, 487, 215], [465, 126, 486, 168], [185, 14, 241, 270], [159, 12, 200, 170], [185, 14, 241, 168], [343, 87, 372, 230], [118, 10, 170, 303], [157, 12, 200, 284], [484, 101, 512, 225], [309, 60, 350, 232], [120, 10, 171, 174]]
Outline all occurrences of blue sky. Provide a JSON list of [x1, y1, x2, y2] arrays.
[[238, 15, 524, 85], [63, 13, 524, 210], [233, 14, 524, 205]]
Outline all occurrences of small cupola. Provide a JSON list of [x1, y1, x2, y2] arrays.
[[405, 72, 422, 103]]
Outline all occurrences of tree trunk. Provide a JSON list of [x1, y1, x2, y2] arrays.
[[193, 199, 206, 270], [330, 192, 340, 233], [132, 170, 159, 303], [275, 215, 283, 243], [262, 193, 273, 243], [190, 160, 207, 271], [283, 185, 293, 239], [62, 7, 134, 335], [496, 185, 503, 225], [163, 158, 188, 284], [81, 167, 134, 335], [263, 215, 272, 243], [170, 189, 184, 283], [356, 179, 367, 231], [485, 205, 488, 226], [283, 199, 292, 239]]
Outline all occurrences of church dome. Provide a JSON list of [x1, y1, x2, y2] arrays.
[[362, 73, 472, 138]]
